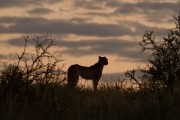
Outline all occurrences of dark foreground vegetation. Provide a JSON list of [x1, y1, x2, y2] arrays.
[[1, 82, 180, 120], [0, 14, 180, 120]]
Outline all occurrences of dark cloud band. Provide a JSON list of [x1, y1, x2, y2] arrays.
[[0, 16, 167, 37], [2, 37, 149, 62], [0, 0, 63, 8]]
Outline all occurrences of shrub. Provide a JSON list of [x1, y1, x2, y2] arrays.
[[0, 34, 65, 101], [126, 14, 180, 91]]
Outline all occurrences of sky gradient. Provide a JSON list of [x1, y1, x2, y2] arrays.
[[0, 0, 180, 80]]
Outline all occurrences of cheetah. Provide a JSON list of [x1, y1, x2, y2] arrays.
[[67, 56, 108, 91]]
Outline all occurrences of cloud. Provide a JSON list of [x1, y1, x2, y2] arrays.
[[73, 0, 104, 10], [0, 54, 9, 59], [69, 17, 90, 23], [28, 8, 54, 15], [106, 1, 180, 23], [0, 53, 17, 59], [0, 16, 48, 24], [3, 36, 148, 62], [0, 0, 63, 8], [106, 1, 180, 12], [119, 21, 168, 36], [0, 25, 6, 32], [55, 39, 149, 62], [2, 38, 25, 47], [81, 12, 111, 17], [0, 16, 134, 37], [0, 16, 167, 37]]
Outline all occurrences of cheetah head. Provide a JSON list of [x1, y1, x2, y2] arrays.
[[99, 56, 108, 65]]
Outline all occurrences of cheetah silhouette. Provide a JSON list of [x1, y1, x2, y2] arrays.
[[67, 56, 108, 91]]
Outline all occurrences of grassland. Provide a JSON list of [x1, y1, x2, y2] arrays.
[[1, 81, 180, 120]]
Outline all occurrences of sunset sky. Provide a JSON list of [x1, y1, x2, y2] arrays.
[[0, 0, 180, 80]]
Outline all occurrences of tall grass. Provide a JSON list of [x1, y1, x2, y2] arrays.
[[1, 82, 180, 120]]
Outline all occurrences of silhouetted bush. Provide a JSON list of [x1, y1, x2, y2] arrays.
[[126, 14, 180, 92], [0, 34, 65, 103], [0, 64, 28, 98]]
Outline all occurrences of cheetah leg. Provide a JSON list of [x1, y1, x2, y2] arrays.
[[93, 79, 99, 92], [68, 77, 78, 88], [68, 72, 79, 88]]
